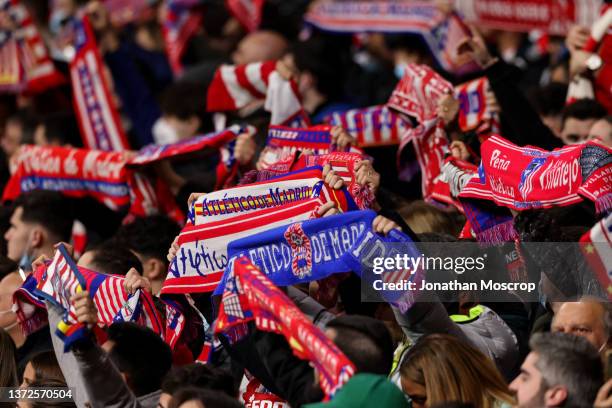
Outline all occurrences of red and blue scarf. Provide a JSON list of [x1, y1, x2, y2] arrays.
[[327, 105, 407, 147]]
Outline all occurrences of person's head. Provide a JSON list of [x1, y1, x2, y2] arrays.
[[103, 322, 172, 397], [77, 240, 143, 276], [0, 328, 18, 388], [160, 82, 212, 141], [282, 35, 348, 110], [400, 334, 513, 408], [398, 201, 460, 235], [589, 115, 612, 147], [2, 111, 36, 158], [231, 30, 288, 65], [21, 350, 65, 387], [4, 191, 73, 264], [509, 332, 603, 408], [159, 364, 237, 408], [551, 298, 610, 353], [527, 82, 568, 138], [560, 99, 607, 145], [325, 315, 393, 375], [114, 215, 180, 294], [384, 33, 434, 76], [33, 112, 81, 147], [169, 388, 242, 408]]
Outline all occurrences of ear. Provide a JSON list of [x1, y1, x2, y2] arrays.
[[544, 385, 567, 407], [299, 71, 315, 91], [30, 228, 44, 249], [188, 116, 201, 134], [143, 258, 166, 281]]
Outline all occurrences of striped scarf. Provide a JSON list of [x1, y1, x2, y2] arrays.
[[162, 0, 205, 75], [215, 256, 356, 399], [31, 244, 163, 350], [70, 16, 130, 152], [327, 105, 407, 147], [580, 213, 612, 300]]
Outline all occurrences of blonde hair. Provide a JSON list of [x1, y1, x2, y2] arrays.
[[400, 334, 514, 408], [398, 201, 461, 235]]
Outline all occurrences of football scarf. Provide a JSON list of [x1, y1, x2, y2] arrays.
[[455, 77, 500, 136], [242, 376, 288, 408], [31, 244, 163, 350], [388, 64, 453, 197], [0, 0, 64, 93], [304, 1, 479, 75], [215, 256, 356, 399], [161, 198, 324, 295], [70, 16, 130, 151], [580, 213, 612, 300], [162, 0, 205, 75], [226, 0, 264, 33], [192, 167, 358, 224], [430, 157, 479, 212], [13, 274, 48, 337], [459, 136, 612, 214], [328, 105, 407, 147], [207, 60, 310, 127]]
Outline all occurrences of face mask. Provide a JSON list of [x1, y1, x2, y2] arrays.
[[152, 118, 179, 145], [49, 10, 68, 35], [18, 251, 33, 273], [394, 63, 407, 79], [0, 305, 18, 331]]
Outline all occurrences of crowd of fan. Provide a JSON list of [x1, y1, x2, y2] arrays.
[[0, 0, 612, 407]]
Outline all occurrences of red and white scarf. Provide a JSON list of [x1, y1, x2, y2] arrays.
[[388, 63, 454, 199], [70, 16, 130, 151], [430, 156, 479, 212], [455, 77, 500, 137], [226, 0, 264, 33], [215, 256, 355, 399], [327, 105, 407, 147], [459, 135, 612, 213], [0, 0, 64, 93], [304, 1, 479, 75], [161, 0, 204, 75], [207, 60, 310, 127]]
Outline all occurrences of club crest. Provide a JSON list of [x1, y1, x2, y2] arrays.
[[284, 223, 313, 279]]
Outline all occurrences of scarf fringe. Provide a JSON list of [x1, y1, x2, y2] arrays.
[[595, 194, 612, 215], [475, 220, 518, 245]]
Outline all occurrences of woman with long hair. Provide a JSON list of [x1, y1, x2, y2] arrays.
[[0, 328, 18, 389], [21, 351, 65, 387], [400, 334, 515, 408]]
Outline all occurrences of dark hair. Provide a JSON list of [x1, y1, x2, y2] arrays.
[[84, 240, 143, 276], [13, 191, 73, 242], [106, 322, 172, 397], [6, 110, 36, 145], [28, 378, 75, 408], [169, 388, 242, 408], [527, 82, 568, 117], [27, 350, 65, 384], [289, 35, 347, 100], [37, 112, 82, 147], [0, 328, 17, 388], [325, 315, 394, 375], [561, 99, 607, 129], [114, 215, 181, 265], [529, 332, 603, 407], [384, 33, 431, 56], [159, 82, 212, 132], [161, 364, 237, 398]]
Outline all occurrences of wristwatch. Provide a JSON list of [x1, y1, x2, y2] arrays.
[[586, 54, 603, 71]]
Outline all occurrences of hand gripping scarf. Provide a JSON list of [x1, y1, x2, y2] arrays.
[[215, 256, 356, 399], [207, 60, 310, 127], [70, 16, 130, 152], [327, 105, 408, 147], [430, 157, 479, 212], [388, 63, 454, 199], [0, 0, 64, 93], [304, 1, 479, 75], [31, 244, 163, 350], [580, 213, 612, 300], [455, 77, 500, 137]]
